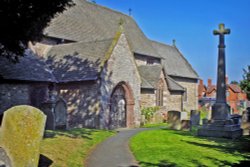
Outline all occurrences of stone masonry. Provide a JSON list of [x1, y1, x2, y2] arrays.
[[99, 34, 141, 128], [173, 77, 198, 112]]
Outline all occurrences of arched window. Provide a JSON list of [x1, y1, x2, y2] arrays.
[[156, 79, 164, 106]]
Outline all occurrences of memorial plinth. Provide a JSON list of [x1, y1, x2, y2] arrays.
[[198, 24, 243, 139]]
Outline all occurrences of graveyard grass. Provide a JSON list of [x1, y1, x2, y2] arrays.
[[130, 126, 250, 167], [40, 128, 115, 167]]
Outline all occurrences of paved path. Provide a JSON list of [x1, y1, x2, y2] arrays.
[[86, 128, 149, 167]]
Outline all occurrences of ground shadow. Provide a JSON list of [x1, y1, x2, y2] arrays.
[[44, 128, 100, 140], [45, 50, 114, 129], [163, 128, 250, 166], [139, 160, 177, 167], [38, 154, 53, 167]]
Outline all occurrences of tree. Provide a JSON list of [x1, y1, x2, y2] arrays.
[[230, 80, 239, 85], [0, 0, 74, 62], [240, 65, 250, 100]]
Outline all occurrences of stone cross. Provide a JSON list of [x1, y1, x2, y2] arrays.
[[212, 24, 231, 120], [0, 105, 46, 167]]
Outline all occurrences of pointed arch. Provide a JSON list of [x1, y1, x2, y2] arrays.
[[109, 81, 135, 129]]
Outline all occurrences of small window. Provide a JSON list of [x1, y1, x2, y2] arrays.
[[147, 58, 154, 65], [183, 88, 187, 102], [156, 89, 163, 106]]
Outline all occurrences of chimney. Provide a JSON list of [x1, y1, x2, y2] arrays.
[[208, 79, 212, 87], [199, 79, 204, 86], [226, 75, 229, 85]]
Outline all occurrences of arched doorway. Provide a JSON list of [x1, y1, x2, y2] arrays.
[[109, 82, 134, 129]]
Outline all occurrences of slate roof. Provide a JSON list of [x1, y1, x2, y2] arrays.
[[138, 65, 184, 92], [228, 84, 242, 93], [44, 0, 161, 58], [44, 38, 113, 82], [0, 50, 55, 82], [166, 76, 185, 92], [207, 85, 216, 94], [207, 84, 242, 94], [151, 40, 199, 79], [138, 65, 162, 89]]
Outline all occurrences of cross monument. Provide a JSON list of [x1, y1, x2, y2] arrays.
[[212, 23, 230, 120], [198, 24, 242, 138]]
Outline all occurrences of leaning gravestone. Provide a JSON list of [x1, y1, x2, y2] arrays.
[[168, 111, 181, 130], [190, 110, 200, 126], [0, 105, 46, 167]]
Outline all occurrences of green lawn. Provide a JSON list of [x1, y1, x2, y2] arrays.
[[40, 128, 114, 167], [130, 127, 250, 167]]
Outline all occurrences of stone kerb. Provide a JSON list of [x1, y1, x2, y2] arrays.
[[0, 105, 46, 167]]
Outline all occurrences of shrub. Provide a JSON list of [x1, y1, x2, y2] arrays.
[[141, 106, 160, 122], [199, 106, 209, 119]]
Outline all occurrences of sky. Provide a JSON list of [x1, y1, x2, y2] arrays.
[[95, 0, 250, 84]]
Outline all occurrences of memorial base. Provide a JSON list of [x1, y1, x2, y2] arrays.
[[198, 119, 243, 139]]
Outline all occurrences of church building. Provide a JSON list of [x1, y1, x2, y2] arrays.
[[0, 0, 199, 129]]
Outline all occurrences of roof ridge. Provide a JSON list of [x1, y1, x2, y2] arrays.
[[83, 0, 131, 19], [150, 39, 174, 48]]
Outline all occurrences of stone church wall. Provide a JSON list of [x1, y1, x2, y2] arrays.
[[162, 72, 183, 112], [0, 83, 31, 115], [164, 91, 183, 112], [172, 77, 198, 112], [140, 89, 156, 107], [140, 71, 183, 112], [0, 83, 49, 126], [99, 34, 141, 129], [57, 82, 100, 129]]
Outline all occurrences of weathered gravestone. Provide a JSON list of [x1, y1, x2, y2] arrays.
[[168, 111, 181, 130], [180, 112, 188, 120], [0, 147, 12, 167], [190, 110, 200, 126], [241, 108, 250, 135], [54, 98, 67, 130], [0, 105, 46, 167], [181, 120, 191, 131]]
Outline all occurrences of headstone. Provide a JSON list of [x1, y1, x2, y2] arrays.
[[180, 112, 188, 120], [168, 111, 181, 130], [181, 120, 191, 131], [241, 109, 250, 135], [198, 24, 242, 138], [190, 110, 200, 126], [0, 105, 46, 167], [40, 101, 55, 130], [0, 147, 12, 167], [54, 98, 67, 130]]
